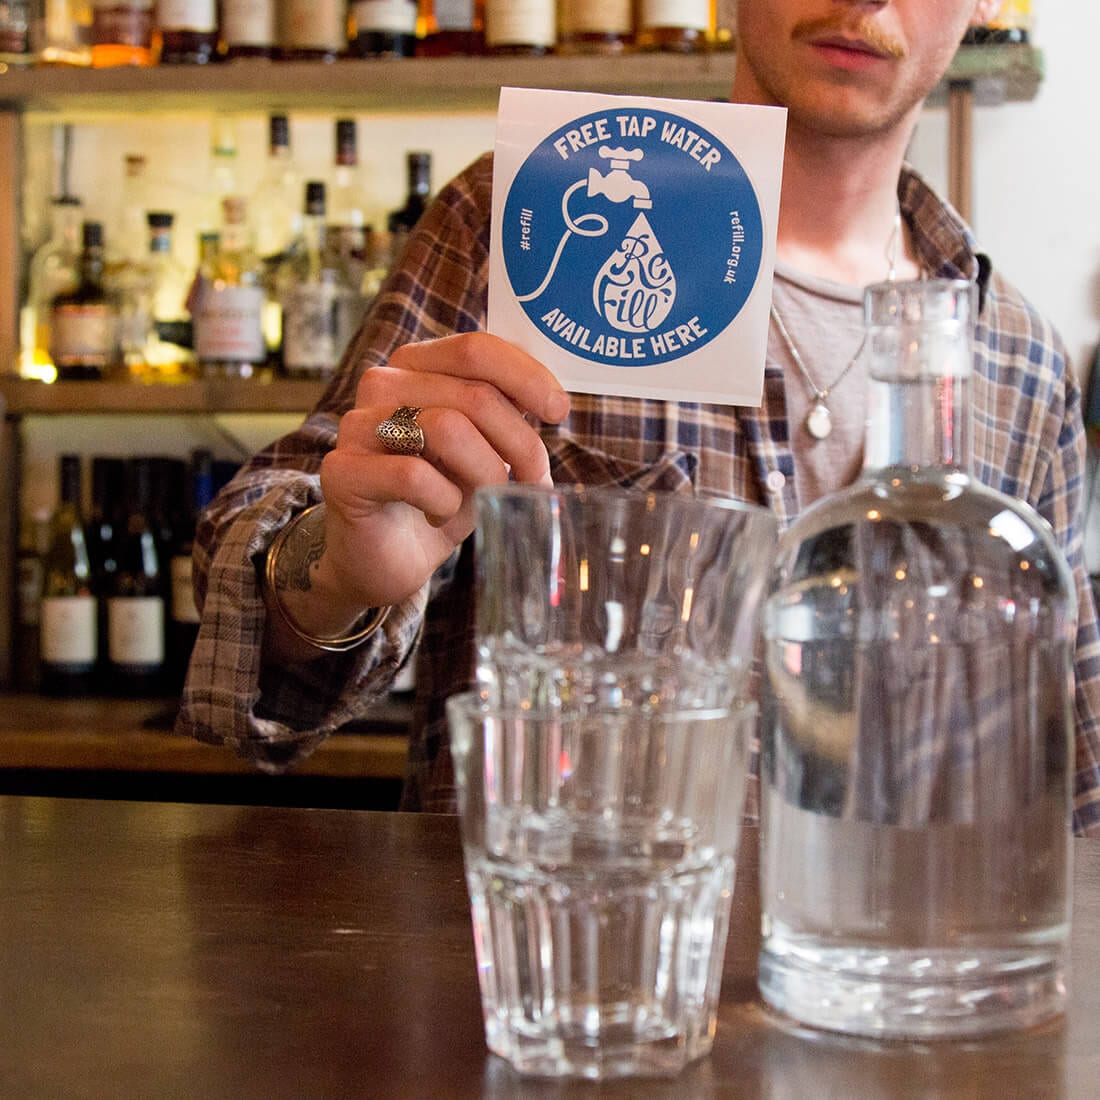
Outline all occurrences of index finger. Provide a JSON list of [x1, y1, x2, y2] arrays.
[[385, 332, 571, 424]]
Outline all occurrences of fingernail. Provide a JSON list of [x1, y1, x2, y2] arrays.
[[544, 390, 570, 422]]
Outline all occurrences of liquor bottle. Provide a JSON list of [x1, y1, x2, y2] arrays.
[[104, 154, 154, 370], [193, 196, 267, 379], [107, 457, 167, 697], [349, 0, 417, 57], [329, 117, 370, 291], [14, 509, 51, 692], [32, 0, 93, 65], [111, 153, 152, 268], [220, 0, 275, 58], [156, 0, 220, 63], [0, 0, 34, 65], [136, 212, 197, 380], [962, 0, 1031, 45], [21, 195, 83, 378], [557, 0, 632, 54], [90, 0, 155, 66], [386, 150, 431, 265], [49, 220, 117, 381], [415, 0, 484, 56], [277, 0, 346, 60], [40, 454, 98, 698], [759, 278, 1075, 1039], [88, 455, 125, 679], [635, 0, 709, 52], [166, 448, 214, 694], [484, 0, 554, 54], [279, 181, 358, 381], [201, 114, 241, 234]]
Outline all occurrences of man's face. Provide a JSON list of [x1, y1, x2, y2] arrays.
[[734, 0, 988, 139]]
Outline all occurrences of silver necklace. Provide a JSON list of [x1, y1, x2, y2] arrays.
[[771, 205, 903, 442]]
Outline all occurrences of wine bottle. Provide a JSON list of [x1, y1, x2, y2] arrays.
[[107, 457, 167, 697], [88, 455, 126, 681], [484, 0, 554, 54], [14, 508, 51, 692], [349, 0, 418, 57], [90, 0, 156, 66], [193, 196, 267, 379], [279, 181, 358, 381], [635, 0, 709, 52], [415, 0, 484, 56], [557, 0, 632, 55], [49, 220, 117, 381], [221, 0, 276, 58], [40, 454, 99, 697], [167, 448, 214, 694], [156, 0, 221, 63], [277, 0, 346, 60]]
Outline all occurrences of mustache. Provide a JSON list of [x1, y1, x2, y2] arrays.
[[792, 14, 907, 59]]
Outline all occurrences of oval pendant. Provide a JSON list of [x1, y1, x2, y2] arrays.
[[806, 402, 832, 440]]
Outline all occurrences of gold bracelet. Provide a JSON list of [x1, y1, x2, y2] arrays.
[[264, 504, 391, 654]]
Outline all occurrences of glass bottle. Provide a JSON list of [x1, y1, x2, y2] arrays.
[[33, 0, 94, 65], [21, 195, 83, 379], [90, 0, 155, 66], [385, 149, 431, 266], [635, 0, 709, 52], [962, 0, 1031, 45], [557, 0, 632, 55], [759, 278, 1075, 1040], [201, 114, 240, 234], [279, 181, 358, 381], [107, 456, 167, 697], [135, 211, 197, 381], [104, 154, 153, 367], [40, 454, 98, 698], [193, 196, 267, 379], [88, 454, 125, 680], [329, 117, 370, 291], [155, 0, 220, 63], [484, 0, 554, 55], [349, 0, 417, 56], [415, 0, 483, 56], [166, 447, 214, 694], [0, 0, 34, 65], [49, 220, 117, 381], [15, 508, 51, 692], [220, 0, 275, 58], [277, 0, 346, 60]]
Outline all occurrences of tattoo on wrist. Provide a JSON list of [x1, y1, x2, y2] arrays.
[[273, 506, 326, 594]]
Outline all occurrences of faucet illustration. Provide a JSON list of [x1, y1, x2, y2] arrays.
[[586, 146, 653, 209]]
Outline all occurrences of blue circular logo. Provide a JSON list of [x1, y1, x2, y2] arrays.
[[502, 107, 764, 369]]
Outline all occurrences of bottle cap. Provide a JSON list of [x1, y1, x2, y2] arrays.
[[336, 118, 357, 162], [269, 113, 290, 150], [82, 221, 104, 248], [147, 211, 175, 228], [305, 180, 327, 214]]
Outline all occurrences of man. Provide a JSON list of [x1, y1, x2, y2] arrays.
[[178, 0, 1100, 834]]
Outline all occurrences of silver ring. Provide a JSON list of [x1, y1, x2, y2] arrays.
[[375, 405, 426, 457]]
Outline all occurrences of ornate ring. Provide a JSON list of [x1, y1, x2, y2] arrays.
[[375, 405, 426, 457]]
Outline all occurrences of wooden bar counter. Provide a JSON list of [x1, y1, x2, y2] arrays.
[[0, 799, 1096, 1098]]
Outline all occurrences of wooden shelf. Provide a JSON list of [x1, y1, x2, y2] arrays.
[[0, 376, 325, 415], [0, 45, 1042, 117]]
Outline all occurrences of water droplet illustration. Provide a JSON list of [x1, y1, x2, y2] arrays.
[[593, 213, 676, 334]]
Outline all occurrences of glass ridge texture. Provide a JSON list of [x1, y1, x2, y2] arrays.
[[758, 278, 1076, 1040], [447, 693, 756, 1079]]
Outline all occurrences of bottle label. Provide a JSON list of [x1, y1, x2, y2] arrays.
[[50, 304, 114, 364], [41, 595, 98, 665], [281, 0, 345, 50], [221, 0, 276, 44], [639, 0, 708, 31], [170, 555, 201, 624], [91, 4, 155, 47], [156, 0, 216, 32], [282, 284, 354, 373], [195, 285, 266, 363], [351, 1, 416, 34], [108, 596, 165, 666], [433, 0, 477, 32], [560, 0, 631, 36], [485, 0, 556, 48]]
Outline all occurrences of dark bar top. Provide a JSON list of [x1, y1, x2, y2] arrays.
[[0, 798, 1096, 1098]]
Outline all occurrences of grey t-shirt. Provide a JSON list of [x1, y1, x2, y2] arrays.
[[770, 261, 868, 508]]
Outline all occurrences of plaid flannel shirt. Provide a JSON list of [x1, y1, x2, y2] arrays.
[[176, 153, 1100, 835]]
